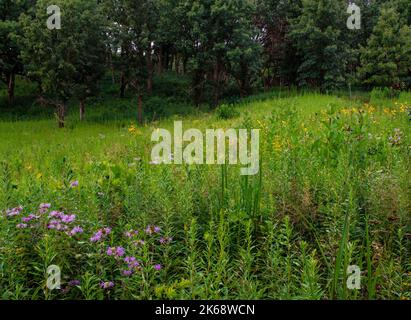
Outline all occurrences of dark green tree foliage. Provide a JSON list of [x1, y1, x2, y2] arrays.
[[289, 0, 349, 90], [183, 0, 261, 106], [104, 0, 158, 122], [2, 0, 411, 118], [18, 0, 107, 126], [255, 0, 302, 88], [0, 0, 35, 105], [358, 6, 411, 88]]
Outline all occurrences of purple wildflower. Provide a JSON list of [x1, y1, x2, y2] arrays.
[[70, 181, 79, 188], [90, 230, 103, 242], [132, 240, 145, 247], [68, 279, 81, 286], [124, 230, 139, 238], [61, 214, 76, 224], [49, 211, 63, 219], [154, 264, 162, 271], [116, 246, 125, 257], [122, 270, 133, 277], [159, 237, 173, 245], [16, 223, 28, 229], [69, 226, 83, 236], [100, 281, 115, 290], [145, 225, 161, 235], [106, 247, 114, 256], [124, 256, 136, 264], [106, 246, 126, 257], [90, 227, 111, 243], [39, 203, 51, 214], [7, 206, 23, 217], [22, 214, 39, 223]]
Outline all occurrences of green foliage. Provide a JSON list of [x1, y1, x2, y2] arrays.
[[1, 92, 410, 300], [289, 0, 349, 90], [358, 6, 411, 88], [17, 0, 107, 126], [216, 103, 239, 120]]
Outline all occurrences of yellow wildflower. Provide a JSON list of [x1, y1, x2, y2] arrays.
[[272, 137, 283, 152]]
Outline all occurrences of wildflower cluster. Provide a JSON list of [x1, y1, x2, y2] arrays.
[[90, 227, 111, 242], [388, 128, 403, 146], [5, 203, 172, 293], [6, 206, 23, 217], [128, 123, 142, 136]]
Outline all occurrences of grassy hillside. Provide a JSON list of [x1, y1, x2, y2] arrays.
[[0, 90, 410, 300]]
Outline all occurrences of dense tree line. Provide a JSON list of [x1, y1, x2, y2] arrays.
[[0, 0, 410, 125]]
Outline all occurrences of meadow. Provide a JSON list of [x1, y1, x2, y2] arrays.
[[0, 89, 410, 300]]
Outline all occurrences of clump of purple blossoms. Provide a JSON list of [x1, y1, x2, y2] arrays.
[[90, 227, 111, 242], [145, 225, 161, 235], [39, 203, 51, 214], [132, 240, 145, 247], [122, 256, 141, 276], [69, 226, 84, 236], [47, 211, 76, 232], [68, 279, 81, 286], [388, 128, 403, 146], [70, 180, 79, 188], [106, 246, 126, 257], [48, 219, 68, 231], [159, 237, 173, 245], [6, 206, 23, 217], [100, 281, 115, 289], [17, 213, 40, 229], [154, 264, 162, 271], [124, 230, 139, 238], [22, 214, 40, 223]]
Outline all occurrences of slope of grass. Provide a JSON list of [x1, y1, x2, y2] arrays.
[[0, 91, 410, 300]]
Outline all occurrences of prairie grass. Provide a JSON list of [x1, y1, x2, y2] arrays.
[[0, 92, 410, 300]]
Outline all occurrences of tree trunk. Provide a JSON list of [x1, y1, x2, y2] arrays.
[[137, 94, 143, 125], [193, 70, 204, 107], [157, 46, 164, 74], [147, 47, 153, 93], [57, 104, 66, 128], [79, 99, 85, 121], [182, 57, 188, 75], [212, 64, 221, 107], [6, 73, 15, 106], [120, 72, 126, 98], [108, 51, 115, 84]]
